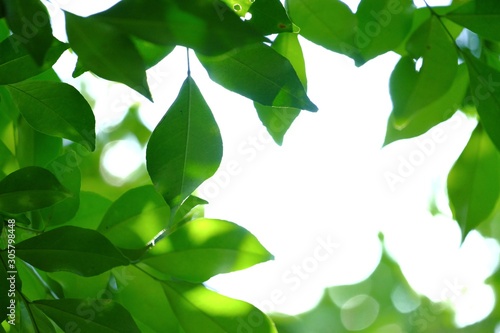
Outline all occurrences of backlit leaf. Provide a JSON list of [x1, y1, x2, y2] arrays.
[[17, 226, 129, 276], [146, 76, 222, 208], [446, 1, 500, 42], [0, 166, 70, 214], [143, 218, 273, 282]]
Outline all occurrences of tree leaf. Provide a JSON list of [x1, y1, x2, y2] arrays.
[[0, 37, 67, 84], [355, 0, 414, 64], [142, 218, 273, 283], [62, 191, 112, 230], [197, 43, 317, 111], [389, 16, 458, 128], [162, 281, 277, 333], [255, 32, 306, 145], [0, 166, 70, 214], [246, 0, 294, 35], [146, 76, 223, 208], [17, 226, 129, 276], [172, 195, 208, 227], [33, 298, 140, 333], [7, 80, 96, 151], [98, 185, 170, 249], [4, 0, 52, 64], [287, 0, 361, 63], [447, 124, 500, 240], [384, 63, 469, 145], [40, 151, 82, 227], [446, 1, 500, 42], [91, 0, 265, 56], [464, 52, 500, 151], [65, 12, 152, 100]]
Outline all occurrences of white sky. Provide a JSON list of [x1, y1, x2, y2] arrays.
[[48, 0, 500, 328]]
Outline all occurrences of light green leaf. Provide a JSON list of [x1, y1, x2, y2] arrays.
[[390, 16, 458, 128], [4, 0, 52, 64], [446, 1, 500, 42], [61, 192, 112, 230], [33, 298, 140, 333], [143, 218, 273, 283], [98, 185, 170, 249], [65, 12, 152, 100], [0, 166, 70, 214], [91, 0, 265, 56], [287, 0, 361, 62], [8, 81, 96, 151], [355, 0, 414, 64], [448, 124, 500, 240], [464, 52, 500, 151], [198, 43, 317, 111], [162, 281, 278, 333], [172, 195, 208, 227], [384, 63, 469, 145], [17, 226, 129, 276], [255, 32, 306, 145], [0, 37, 67, 84], [146, 76, 223, 208], [48, 271, 110, 299]]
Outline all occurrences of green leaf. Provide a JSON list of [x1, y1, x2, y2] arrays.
[[8, 80, 96, 151], [448, 124, 500, 240], [48, 271, 110, 299], [112, 265, 181, 333], [0, 166, 70, 214], [389, 16, 458, 128], [91, 0, 265, 56], [65, 12, 152, 100], [33, 298, 140, 333], [17, 226, 129, 276], [446, 1, 500, 42], [464, 52, 500, 151], [142, 218, 273, 283], [287, 0, 361, 62], [98, 185, 170, 249], [132, 37, 175, 69], [4, 0, 52, 64], [40, 152, 82, 227], [146, 76, 223, 208], [384, 63, 469, 145], [355, 0, 414, 64], [198, 43, 317, 111], [15, 115, 62, 168], [255, 32, 306, 145], [62, 192, 112, 230], [0, 37, 67, 84], [162, 281, 277, 333], [172, 195, 208, 227], [246, 0, 294, 35]]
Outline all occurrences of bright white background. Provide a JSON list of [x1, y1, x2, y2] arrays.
[[47, 0, 500, 328]]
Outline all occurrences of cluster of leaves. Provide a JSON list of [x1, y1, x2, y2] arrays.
[[0, 0, 500, 331]]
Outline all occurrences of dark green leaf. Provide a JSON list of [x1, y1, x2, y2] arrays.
[[92, 0, 265, 56], [0, 37, 67, 84], [143, 218, 273, 282], [446, 1, 500, 42], [4, 0, 52, 64], [287, 0, 361, 62], [17, 226, 129, 276], [98, 185, 170, 249], [172, 195, 208, 226], [464, 52, 500, 151], [390, 16, 457, 128], [355, 0, 414, 64], [162, 281, 277, 333], [65, 12, 152, 100], [33, 298, 140, 333], [146, 76, 222, 208], [198, 43, 317, 111], [255, 32, 306, 145], [132, 37, 175, 69], [8, 80, 96, 151], [384, 63, 469, 145], [41, 152, 82, 227], [448, 124, 500, 240], [246, 0, 293, 35], [0, 166, 70, 214]]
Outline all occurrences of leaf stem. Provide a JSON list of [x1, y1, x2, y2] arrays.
[[186, 48, 191, 77]]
